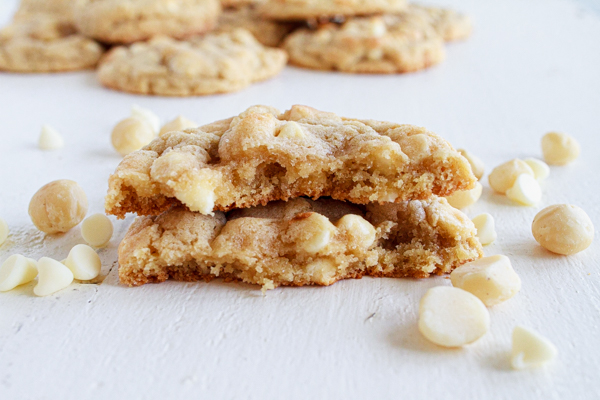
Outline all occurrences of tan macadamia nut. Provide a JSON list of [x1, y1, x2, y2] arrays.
[[159, 115, 198, 136], [541, 132, 580, 165], [458, 149, 485, 180], [511, 326, 558, 370], [445, 182, 482, 209], [488, 159, 534, 194], [418, 286, 490, 347], [81, 213, 113, 247], [111, 117, 156, 156], [28, 180, 88, 234], [532, 204, 594, 255], [450, 255, 521, 307]]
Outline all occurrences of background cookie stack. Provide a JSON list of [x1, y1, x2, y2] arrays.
[[106, 105, 483, 289], [1, 0, 472, 93]]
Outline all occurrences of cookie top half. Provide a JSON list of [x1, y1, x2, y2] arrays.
[[258, 0, 408, 21], [105, 105, 476, 218]]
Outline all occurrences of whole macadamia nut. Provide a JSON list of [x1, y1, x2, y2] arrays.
[[532, 204, 594, 255], [28, 180, 88, 234]]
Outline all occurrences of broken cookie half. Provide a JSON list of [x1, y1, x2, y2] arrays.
[[106, 105, 476, 218], [118, 197, 483, 288]]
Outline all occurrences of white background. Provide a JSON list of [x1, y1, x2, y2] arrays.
[[1, 0, 599, 399]]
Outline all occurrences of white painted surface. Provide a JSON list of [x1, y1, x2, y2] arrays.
[[1, 0, 599, 398]]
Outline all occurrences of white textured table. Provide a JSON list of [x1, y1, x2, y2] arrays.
[[1, 1, 599, 399]]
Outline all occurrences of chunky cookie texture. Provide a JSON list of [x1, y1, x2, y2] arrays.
[[97, 29, 287, 96], [217, 6, 295, 47], [406, 4, 472, 42], [258, 0, 407, 20], [105, 105, 476, 218], [118, 197, 483, 288], [0, 16, 104, 72], [283, 13, 445, 73], [13, 0, 76, 23], [73, 0, 221, 44]]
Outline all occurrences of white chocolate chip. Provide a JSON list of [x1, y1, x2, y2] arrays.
[[34, 257, 74, 296], [524, 158, 550, 180], [305, 259, 338, 285], [38, 124, 64, 150], [336, 214, 376, 248], [445, 182, 482, 209], [418, 286, 490, 347], [0, 217, 8, 246], [541, 132, 580, 165], [450, 255, 521, 307], [471, 213, 497, 245], [111, 117, 156, 156], [64, 244, 101, 280], [0, 255, 38, 292], [488, 159, 535, 194], [511, 326, 558, 370], [81, 213, 113, 248], [506, 174, 541, 206], [532, 204, 594, 255], [276, 121, 305, 139], [458, 149, 485, 180], [28, 179, 88, 234], [131, 104, 160, 134], [159, 115, 198, 136], [293, 213, 336, 254]]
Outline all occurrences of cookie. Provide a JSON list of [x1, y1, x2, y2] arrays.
[[407, 4, 472, 42], [105, 105, 476, 218], [13, 0, 75, 23], [0, 16, 104, 73], [73, 0, 221, 44], [283, 13, 445, 73], [118, 197, 483, 288], [218, 6, 294, 47], [258, 0, 407, 21], [97, 29, 287, 96], [221, 0, 264, 7]]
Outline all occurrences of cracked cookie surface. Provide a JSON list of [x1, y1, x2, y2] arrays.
[[218, 6, 295, 47], [0, 16, 103, 72], [97, 29, 287, 96], [118, 197, 483, 288], [105, 105, 476, 218], [258, 0, 407, 21], [73, 0, 221, 43], [283, 12, 445, 73]]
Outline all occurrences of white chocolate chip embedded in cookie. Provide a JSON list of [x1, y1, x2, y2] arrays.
[[291, 213, 337, 254], [336, 214, 376, 248], [276, 121, 305, 139]]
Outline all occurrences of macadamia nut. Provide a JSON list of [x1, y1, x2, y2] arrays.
[[445, 182, 482, 209], [81, 213, 113, 247], [511, 326, 558, 370], [471, 213, 497, 245], [34, 257, 74, 296], [506, 174, 542, 206], [458, 149, 485, 180], [38, 125, 64, 150], [0, 255, 38, 292], [28, 180, 88, 234], [111, 117, 156, 156], [532, 204, 594, 255], [541, 132, 580, 165], [64, 244, 101, 280], [159, 115, 198, 136], [450, 255, 521, 307], [488, 159, 534, 194], [418, 286, 490, 347]]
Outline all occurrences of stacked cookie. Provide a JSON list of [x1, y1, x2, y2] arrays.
[[106, 105, 483, 289]]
